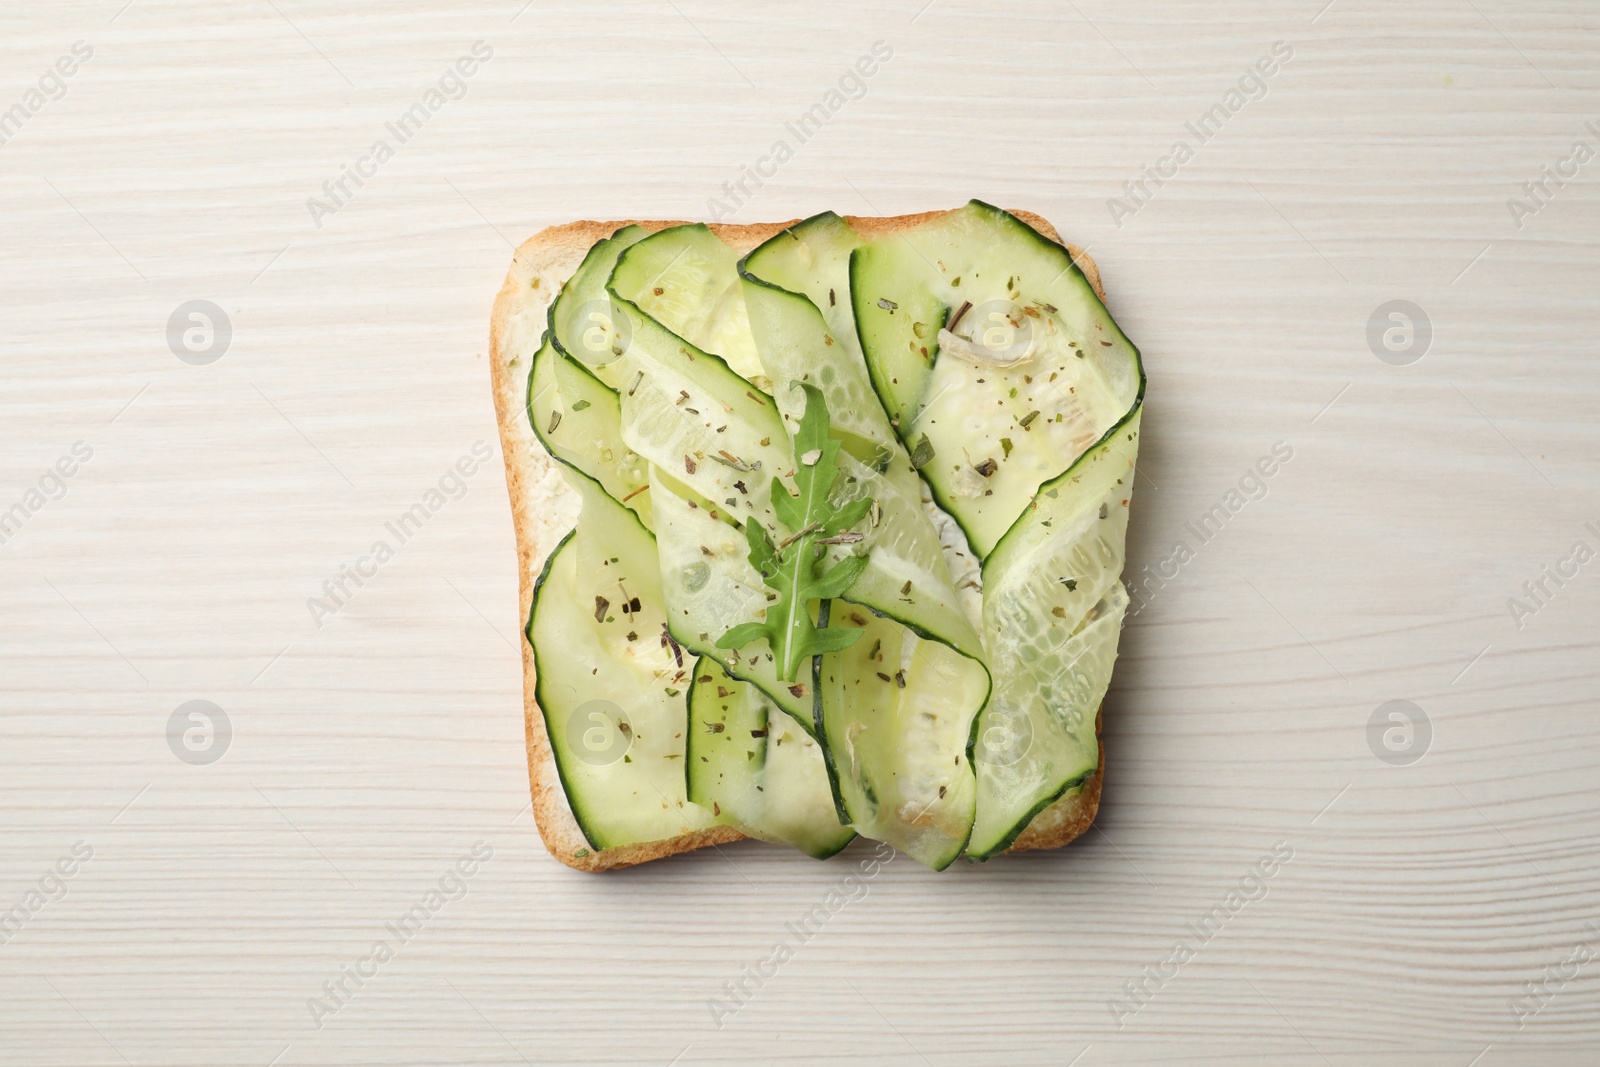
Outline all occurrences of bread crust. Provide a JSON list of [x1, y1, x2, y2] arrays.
[[487, 209, 1109, 871]]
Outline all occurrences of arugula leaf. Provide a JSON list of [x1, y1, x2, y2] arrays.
[[716, 383, 872, 681]]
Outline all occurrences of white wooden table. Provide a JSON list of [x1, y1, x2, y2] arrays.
[[2, 2, 1596, 1064]]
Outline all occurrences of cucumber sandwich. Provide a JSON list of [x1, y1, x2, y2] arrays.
[[488, 203, 1144, 871]]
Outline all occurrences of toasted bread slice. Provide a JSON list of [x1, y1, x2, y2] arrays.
[[488, 210, 1109, 871]]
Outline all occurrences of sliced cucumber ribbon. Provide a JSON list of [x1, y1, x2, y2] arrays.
[[687, 656, 856, 859], [527, 333, 652, 527], [548, 224, 652, 391], [527, 465, 715, 851], [966, 408, 1142, 858], [849, 200, 1143, 558]]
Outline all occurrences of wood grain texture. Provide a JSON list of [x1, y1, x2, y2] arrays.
[[0, 2, 1596, 1065]]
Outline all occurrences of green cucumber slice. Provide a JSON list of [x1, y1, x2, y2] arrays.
[[850, 200, 1144, 558], [736, 217, 904, 466], [527, 333, 652, 526], [686, 657, 855, 859], [741, 212, 867, 381], [832, 448, 984, 661], [528, 467, 714, 851], [966, 409, 1142, 859], [847, 249, 948, 442], [608, 283, 794, 524], [550, 224, 652, 390], [740, 275, 903, 459], [817, 607, 990, 870], [609, 223, 766, 381]]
